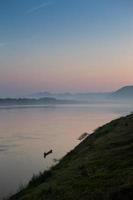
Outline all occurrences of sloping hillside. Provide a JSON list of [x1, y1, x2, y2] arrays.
[[9, 114, 133, 200]]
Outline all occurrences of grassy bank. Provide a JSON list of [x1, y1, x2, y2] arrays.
[[9, 114, 133, 200]]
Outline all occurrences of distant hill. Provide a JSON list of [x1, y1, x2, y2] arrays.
[[9, 114, 133, 200], [111, 86, 133, 99], [29, 91, 110, 101], [2, 86, 133, 103], [29, 92, 74, 100], [30, 86, 133, 101]]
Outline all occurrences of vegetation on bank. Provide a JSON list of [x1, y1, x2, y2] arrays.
[[9, 114, 133, 200]]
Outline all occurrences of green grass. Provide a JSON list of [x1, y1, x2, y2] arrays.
[[9, 114, 133, 200]]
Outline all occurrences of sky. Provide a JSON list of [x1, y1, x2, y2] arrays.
[[0, 0, 133, 97]]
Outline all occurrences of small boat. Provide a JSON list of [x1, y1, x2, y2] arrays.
[[78, 132, 89, 141], [44, 150, 53, 158]]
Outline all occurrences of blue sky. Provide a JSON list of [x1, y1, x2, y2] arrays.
[[0, 0, 133, 96]]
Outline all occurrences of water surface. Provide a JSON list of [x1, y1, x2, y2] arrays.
[[0, 103, 132, 199]]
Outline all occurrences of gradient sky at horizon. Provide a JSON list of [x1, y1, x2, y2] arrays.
[[0, 0, 133, 96]]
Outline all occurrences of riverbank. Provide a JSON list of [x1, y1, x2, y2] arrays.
[[9, 114, 133, 200]]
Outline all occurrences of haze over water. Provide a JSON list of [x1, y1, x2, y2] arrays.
[[0, 102, 133, 199]]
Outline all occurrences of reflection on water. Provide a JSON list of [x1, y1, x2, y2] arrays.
[[0, 103, 133, 198]]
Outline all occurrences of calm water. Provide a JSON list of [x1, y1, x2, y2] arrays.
[[0, 103, 133, 199]]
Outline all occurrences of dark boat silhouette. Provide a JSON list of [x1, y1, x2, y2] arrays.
[[78, 132, 89, 140], [44, 150, 53, 158]]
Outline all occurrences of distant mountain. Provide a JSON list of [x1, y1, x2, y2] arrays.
[[29, 92, 73, 99], [29, 91, 109, 100], [33, 92, 52, 97], [111, 86, 133, 99], [27, 85, 133, 101]]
